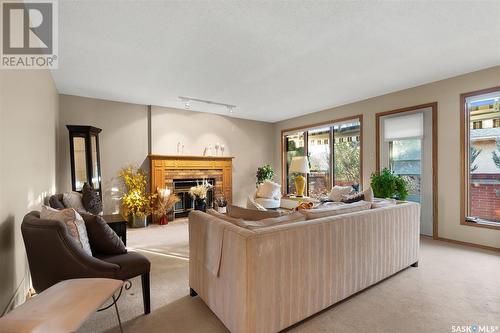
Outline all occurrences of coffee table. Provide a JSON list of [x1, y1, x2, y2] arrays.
[[0, 278, 124, 333]]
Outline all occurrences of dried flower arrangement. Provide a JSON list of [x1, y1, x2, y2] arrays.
[[189, 179, 213, 200], [152, 187, 180, 225]]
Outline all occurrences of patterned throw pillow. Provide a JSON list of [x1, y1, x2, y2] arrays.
[[40, 206, 93, 256], [341, 192, 365, 203], [328, 186, 353, 202], [82, 183, 103, 215], [62, 192, 86, 212]]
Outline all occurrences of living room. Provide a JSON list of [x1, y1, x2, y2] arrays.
[[1, 1, 500, 333]]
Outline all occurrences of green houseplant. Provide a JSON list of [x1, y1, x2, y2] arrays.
[[256, 164, 275, 185], [370, 168, 409, 200]]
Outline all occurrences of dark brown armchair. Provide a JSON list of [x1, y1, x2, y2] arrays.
[[21, 211, 151, 314]]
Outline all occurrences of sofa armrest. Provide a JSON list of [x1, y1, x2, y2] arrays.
[[189, 211, 253, 333], [22, 211, 119, 292]]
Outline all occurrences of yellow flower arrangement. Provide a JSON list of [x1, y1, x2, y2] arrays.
[[118, 166, 156, 218]]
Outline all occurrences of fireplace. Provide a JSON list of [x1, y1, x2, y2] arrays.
[[173, 178, 215, 218]]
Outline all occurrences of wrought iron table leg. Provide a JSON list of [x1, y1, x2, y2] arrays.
[[112, 295, 124, 333]]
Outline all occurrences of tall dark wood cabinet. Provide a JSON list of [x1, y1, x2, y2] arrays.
[[67, 125, 102, 194]]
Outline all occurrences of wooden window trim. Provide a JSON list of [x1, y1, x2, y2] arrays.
[[375, 102, 438, 239], [460, 86, 500, 231], [280, 115, 363, 195]]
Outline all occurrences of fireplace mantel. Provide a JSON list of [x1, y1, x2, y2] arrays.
[[149, 154, 234, 210]]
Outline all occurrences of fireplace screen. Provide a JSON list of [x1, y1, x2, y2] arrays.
[[173, 178, 215, 218]]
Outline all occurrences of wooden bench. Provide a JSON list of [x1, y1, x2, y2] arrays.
[[0, 278, 124, 333]]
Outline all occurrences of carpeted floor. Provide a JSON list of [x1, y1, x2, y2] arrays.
[[80, 220, 500, 333]]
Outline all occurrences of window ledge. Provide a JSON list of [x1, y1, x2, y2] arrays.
[[461, 220, 500, 231]]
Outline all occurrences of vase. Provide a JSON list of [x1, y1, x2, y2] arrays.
[[159, 215, 168, 225], [194, 198, 206, 212], [128, 214, 147, 228]]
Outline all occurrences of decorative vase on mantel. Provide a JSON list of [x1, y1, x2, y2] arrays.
[[194, 197, 207, 212]]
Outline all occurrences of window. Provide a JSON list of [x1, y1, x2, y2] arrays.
[[282, 117, 362, 198], [333, 120, 361, 190], [284, 131, 305, 195], [462, 88, 500, 225], [308, 127, 331, 197]]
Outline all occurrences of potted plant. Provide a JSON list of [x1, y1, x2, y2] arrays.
[[152, 187, 180, 225], [215, 196, 228, 214], [256, 164, 275, 185], [189, 179, 213, 212], [370, 168, 409, 200], [119, 166, 156, 228]]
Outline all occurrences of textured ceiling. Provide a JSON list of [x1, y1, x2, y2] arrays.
[[52, 1, 500, 122]]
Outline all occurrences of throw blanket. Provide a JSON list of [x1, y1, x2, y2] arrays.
[[203, 218, 226, 277]]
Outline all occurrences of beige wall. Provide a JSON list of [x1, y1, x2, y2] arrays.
[[0, 69, 59, 313], [58, 97, 275, 211], [151, 106, 275, 206], [274, 65, 500, 249], [58, 95, 149, 214]]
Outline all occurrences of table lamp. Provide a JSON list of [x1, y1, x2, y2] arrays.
[[289, 156, 310, 197]]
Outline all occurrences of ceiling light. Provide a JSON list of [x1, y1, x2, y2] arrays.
[[179, 96, 236, 114]]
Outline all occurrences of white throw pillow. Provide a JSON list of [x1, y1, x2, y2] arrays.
[[362, 187, 374, 202], [256, 181, 281, 199], [41, 206, 92, 256], [62, 192, 86, 212], [328, 185, 353, 202]]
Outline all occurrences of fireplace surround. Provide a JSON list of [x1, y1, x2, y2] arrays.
[[149, 155, 233, 221]]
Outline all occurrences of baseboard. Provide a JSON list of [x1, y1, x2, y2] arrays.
[[437, 237, 500, 253], [1, 269, 32, 316]]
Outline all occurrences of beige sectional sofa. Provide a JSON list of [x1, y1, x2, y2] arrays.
[[189, 202, 420, 333]]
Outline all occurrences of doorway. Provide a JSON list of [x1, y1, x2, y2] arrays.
[[376, 103, 438, 237]]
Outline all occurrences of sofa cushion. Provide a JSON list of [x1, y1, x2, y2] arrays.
[[40, 206, 92, 256], [81, 213, 126, 255], [256, 181, 281, 199], [236, 212, 305, 230], [328, 185, 353, 202], [96, 251, 150, 280], [300, 200, 372, 220], [63, 192, 86, 213], [206, 209, 243, 225], [227, 205, 282, 221], [82, 183, 103, 215]]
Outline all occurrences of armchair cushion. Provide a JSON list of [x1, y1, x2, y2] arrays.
[[81, 213, 126, 255], [40, 206, 92, 256], [95, 251, 151, 280]]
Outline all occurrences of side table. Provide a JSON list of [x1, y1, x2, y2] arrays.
[[102, 214, 127, 246]]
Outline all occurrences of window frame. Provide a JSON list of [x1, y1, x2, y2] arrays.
[[460, 86, 500, 231], [280, 115, 363, 196]]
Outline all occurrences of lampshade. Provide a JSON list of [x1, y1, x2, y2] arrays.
[[289, 156, 310, 174]]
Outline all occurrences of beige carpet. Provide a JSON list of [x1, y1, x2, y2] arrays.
[[80, 220, 500, 333]]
